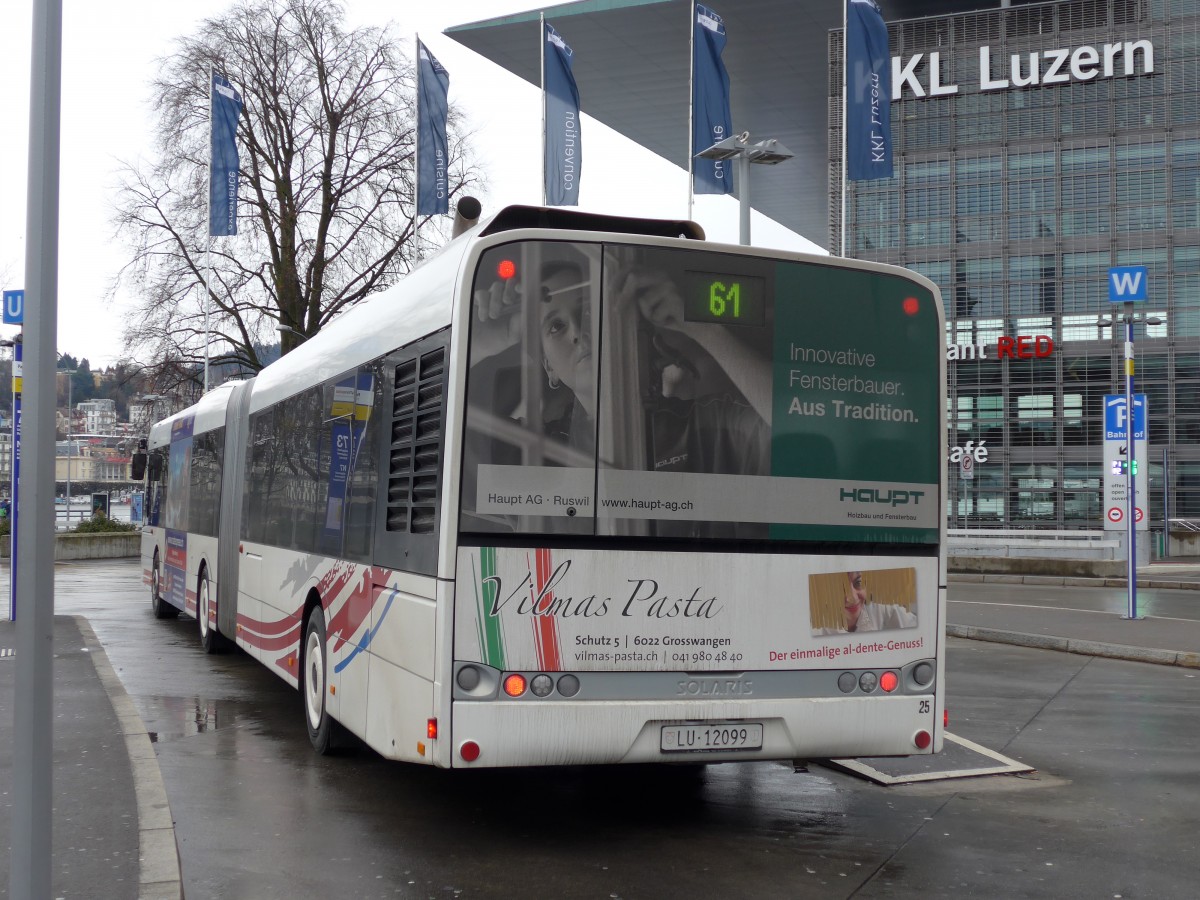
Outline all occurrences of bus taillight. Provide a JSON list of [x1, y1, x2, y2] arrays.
[[880, 671, 899, 693], [914, 730, 932, 750], [460, 741, 481, 762], [503, 673, 527, 697], [427, 718, 438, 739], [497, 259, 516, 279]]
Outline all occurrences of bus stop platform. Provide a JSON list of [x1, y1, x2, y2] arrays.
[[0, 614, 182, 900]]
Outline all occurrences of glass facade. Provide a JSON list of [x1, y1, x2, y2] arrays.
[[831, 0, 1200, 528]]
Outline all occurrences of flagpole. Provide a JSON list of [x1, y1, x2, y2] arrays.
[[840, 3, 849, 258], [205, 67, 213, 392], [414, 34, 421, 248], [540, 14, 547, 207], [687, 1, 695, 221]]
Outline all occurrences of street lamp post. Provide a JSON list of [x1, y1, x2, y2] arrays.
[[696, 132, 795, 246], [276, 323, 308, 354]]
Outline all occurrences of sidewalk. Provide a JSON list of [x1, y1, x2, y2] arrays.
[[947, 560, 1200, 668], [0, 614, 182, 900]]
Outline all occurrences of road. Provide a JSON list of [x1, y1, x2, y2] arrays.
[[30, 561, 1200, 897]]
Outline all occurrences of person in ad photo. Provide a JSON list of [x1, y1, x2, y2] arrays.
[[468, 242, 600, 459], [809, 568, 918, 635], [605, 252, 771, 478]]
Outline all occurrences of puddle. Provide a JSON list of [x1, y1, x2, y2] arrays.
[[137, 695, 236, 741]]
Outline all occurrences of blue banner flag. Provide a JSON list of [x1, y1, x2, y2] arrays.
[[209, 73, 243, 236], [691, 5, 733, 195], [543, 22, 581, 207], [845, 0, 893, 181], [417, 38, 450, 216]]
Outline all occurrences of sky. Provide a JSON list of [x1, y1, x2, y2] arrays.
[[0, 0, 822, 369]]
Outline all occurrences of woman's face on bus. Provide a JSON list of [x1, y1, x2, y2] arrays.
[[540, 267, 593, 401], [844, 570, 867, 631]]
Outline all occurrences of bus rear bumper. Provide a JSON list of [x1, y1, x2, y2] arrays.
[[449, 695, 940, 768]]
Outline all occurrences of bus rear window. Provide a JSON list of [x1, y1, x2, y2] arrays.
[[460, 241, 941, 544]]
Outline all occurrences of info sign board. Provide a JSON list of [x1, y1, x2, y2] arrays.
[[1102, 394, 1148, 531]]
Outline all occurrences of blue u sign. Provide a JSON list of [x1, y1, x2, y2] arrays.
[[1108, 266, 1148, 302], [2, 289, 24, 325]]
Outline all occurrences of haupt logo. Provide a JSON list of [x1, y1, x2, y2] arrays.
[[839, 488, 926, 507]]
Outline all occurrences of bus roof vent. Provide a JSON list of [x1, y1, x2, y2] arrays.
[[478, 205, 705, 241]]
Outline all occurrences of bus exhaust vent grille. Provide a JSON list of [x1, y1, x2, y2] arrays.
[[387, 346, 445, 534]]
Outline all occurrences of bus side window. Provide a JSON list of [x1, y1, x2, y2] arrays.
[[147, 450, 162, 482]]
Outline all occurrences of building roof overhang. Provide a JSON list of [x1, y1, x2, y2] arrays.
[[446, 0, 1004, 244]]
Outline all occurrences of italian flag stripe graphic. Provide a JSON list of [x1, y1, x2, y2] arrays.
[[477, 547, 506, 669], [532, 548, 564, 671]]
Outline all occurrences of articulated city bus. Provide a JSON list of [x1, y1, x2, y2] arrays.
[[141, 204, 947, 767]]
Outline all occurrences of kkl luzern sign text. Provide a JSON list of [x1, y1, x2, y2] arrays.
[[893, 40, 1153, 99]]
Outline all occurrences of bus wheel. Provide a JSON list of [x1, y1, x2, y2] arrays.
[[197, 567, 220, 654], [150, 551, 178, 620], [303, 608, 333, 755]]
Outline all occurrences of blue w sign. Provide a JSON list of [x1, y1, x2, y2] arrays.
[[1109, 266, 1148, 302]]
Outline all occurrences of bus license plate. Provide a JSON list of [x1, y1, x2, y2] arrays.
[[661, 722, 763, 753]]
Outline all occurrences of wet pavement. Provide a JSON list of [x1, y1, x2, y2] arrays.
[[1, 558, 1199, 898]]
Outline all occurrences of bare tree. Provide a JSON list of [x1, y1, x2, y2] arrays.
[[114, 0, 480, 387]]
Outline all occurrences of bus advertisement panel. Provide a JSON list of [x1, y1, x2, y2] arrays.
[[164, 414, 194, 611], [456, 547, 934, 674]]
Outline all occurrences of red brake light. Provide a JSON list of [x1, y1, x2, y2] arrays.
[[427, 718, 438, 739], [460, 740, 481, 762], [503, 673, 527, 697], [902, 296, 920, 316], [914, 730, 932, 750], [497, 259, 517, 280], [880, 671, 899, 693]]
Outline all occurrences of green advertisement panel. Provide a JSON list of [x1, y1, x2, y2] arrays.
[[770, 263, 941, 543]]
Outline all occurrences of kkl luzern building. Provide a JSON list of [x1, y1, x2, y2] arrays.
[[833, 0, 1200, 532]]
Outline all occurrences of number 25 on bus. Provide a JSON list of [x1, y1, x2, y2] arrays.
[[138, 202, 947, 768]]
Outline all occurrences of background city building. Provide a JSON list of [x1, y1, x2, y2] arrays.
[[833, 0, 1200, 528]]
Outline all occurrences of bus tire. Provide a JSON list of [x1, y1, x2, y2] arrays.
[[197, 566, 220, 654], [303, 607, 334, 755], [150, 550, 179, 620]]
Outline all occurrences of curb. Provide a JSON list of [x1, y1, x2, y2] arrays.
[[948, 573, 1200, 591], [946, 623, 1200, 669], [75, 617, 183, 900]]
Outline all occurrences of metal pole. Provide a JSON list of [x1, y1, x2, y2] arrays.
[[65, 371, 71, 527], [9, 337, 20, 620], [204, 244, 211, 392], [204, 67, 213, 393], [540, 13, 547, 207], [687, 0, 695, 220], [738, 151, 750, 246], [1124, 304, 1138, 619], [11, 0, 62, 894], [1162, 446, 1170, 560], [840, 0, 849, 256]]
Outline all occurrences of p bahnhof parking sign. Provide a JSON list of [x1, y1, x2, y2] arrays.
[[1102, 394, 1148, 531]]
